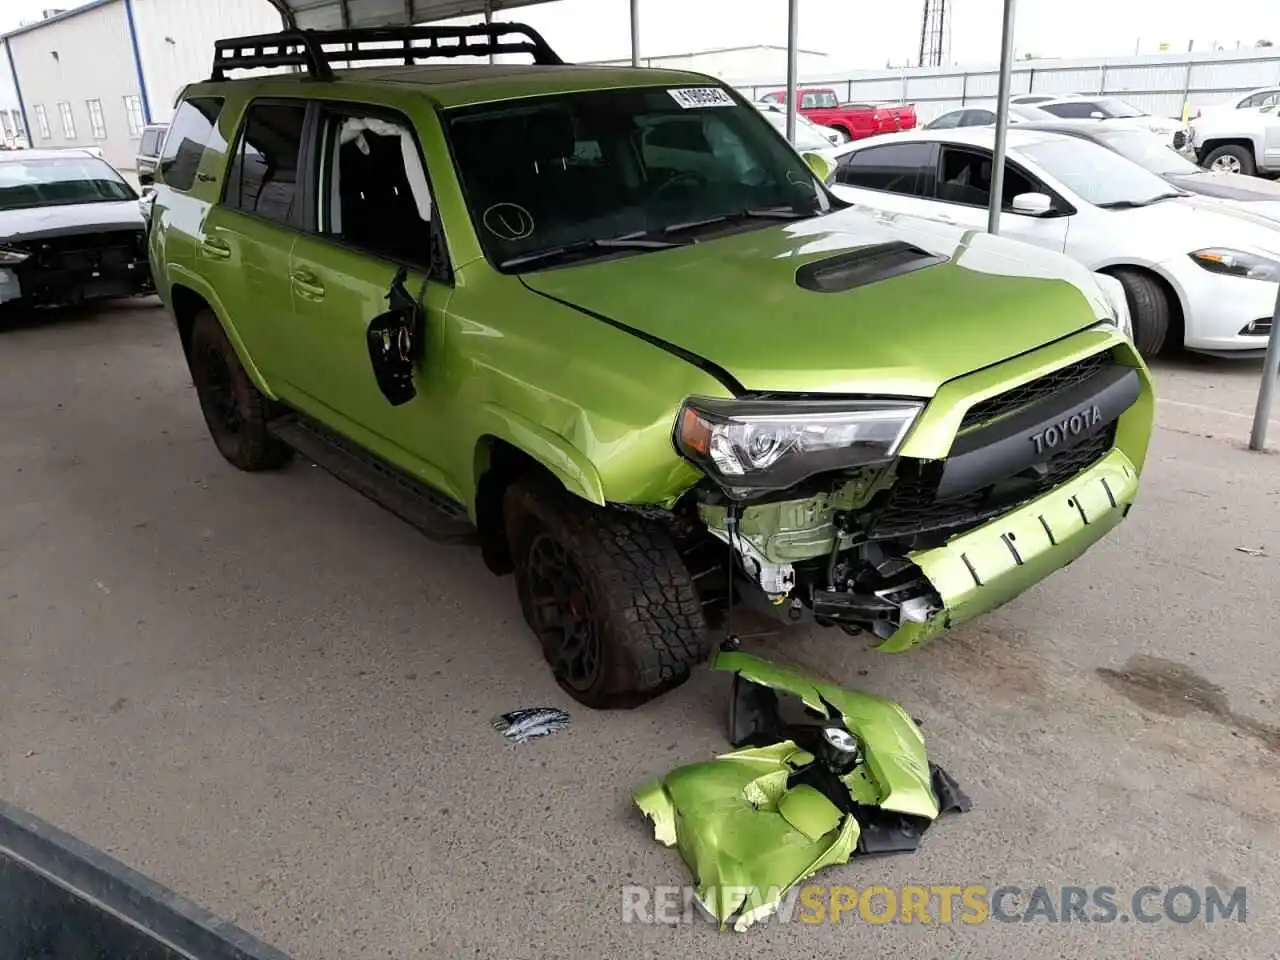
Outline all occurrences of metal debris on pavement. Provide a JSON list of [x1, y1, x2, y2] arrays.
[[492, 708, 571, 744], [1235, 546, 1268, 557]]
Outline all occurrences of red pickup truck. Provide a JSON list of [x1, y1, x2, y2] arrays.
[[759, 87, 917, 142]]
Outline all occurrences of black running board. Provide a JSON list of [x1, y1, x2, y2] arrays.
[[269, 414, 478, 544]]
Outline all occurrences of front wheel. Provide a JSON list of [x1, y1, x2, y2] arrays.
[[828, 126, 852, 144], [1112, 268, 1173, 358], [1202, 144, 1256, 177], [505, 478, 709, 709]]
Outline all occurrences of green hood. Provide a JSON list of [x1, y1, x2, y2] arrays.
[[522, 208, 1104, 397]]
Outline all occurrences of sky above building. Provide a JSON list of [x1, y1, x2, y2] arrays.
[[4, 0, 1277, 68]]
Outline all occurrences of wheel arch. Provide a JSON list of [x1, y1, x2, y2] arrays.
[[167, 270, 278, 399], [470, 415, 607, 575], [1197, 136, 1258, 163], [1096, 262, 1187, 348]]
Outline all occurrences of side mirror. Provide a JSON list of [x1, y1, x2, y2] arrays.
[[137, 171, 154, 186], [1089, 111, 1106, 120], [1011, 192, 1054, 216], [367, 266, 424, 406], [802, 151, 834, 184]]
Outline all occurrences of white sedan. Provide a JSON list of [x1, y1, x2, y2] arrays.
[[828, 127, 1280, 357]]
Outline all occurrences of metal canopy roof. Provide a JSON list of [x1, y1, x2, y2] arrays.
[[264, 0, 556, 30]]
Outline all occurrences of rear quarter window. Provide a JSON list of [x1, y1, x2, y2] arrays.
[[159, 98, 225, 192]]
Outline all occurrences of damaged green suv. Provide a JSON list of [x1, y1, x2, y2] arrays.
[[149, 24, 1153, 708]]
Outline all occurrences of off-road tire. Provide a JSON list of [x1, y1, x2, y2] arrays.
[[187, 309, 292, 471], [1112, 268, 1172, 358], [504, 477, 709, 709], [1202, 144, 1256, 177]]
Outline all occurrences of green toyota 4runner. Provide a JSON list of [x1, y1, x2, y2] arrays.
[[148, 25, 1154, 708]]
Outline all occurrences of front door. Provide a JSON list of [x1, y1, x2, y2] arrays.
[[285, 104, 453, 493]]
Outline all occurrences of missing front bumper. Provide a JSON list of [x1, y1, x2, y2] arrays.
[[876, 446, 1139, 652]]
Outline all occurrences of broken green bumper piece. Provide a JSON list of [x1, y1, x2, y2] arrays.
[[634, 651, 969, 931], [877, 447, 1140, 653]]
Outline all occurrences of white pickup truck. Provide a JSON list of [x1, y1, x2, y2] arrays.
[[1190, 103, 1280, 177]]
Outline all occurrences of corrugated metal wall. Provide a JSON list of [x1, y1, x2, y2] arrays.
[[133, 0, 280, 121], [731, 49, 1280, 122]]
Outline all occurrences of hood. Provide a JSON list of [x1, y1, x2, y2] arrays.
[[0, 200, 144, 243], [1169, 171, 1280, 204], [521, 207, 1106, 397], [1174, 191, 1280, 230], [1100, 197, 1280, 261]]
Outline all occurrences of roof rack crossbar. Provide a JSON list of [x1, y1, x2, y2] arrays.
[[210, 23, 564, 81]]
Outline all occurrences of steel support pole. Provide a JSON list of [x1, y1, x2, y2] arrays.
[[987, 0, 1017, 234], [485, 0, 494, 63], [1249, 284, 1280, 450], [630, 0, 640, 67], [785, 0, 799, 144]]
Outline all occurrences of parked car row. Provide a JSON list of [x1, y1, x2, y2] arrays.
[[759, 87, 917, 143], [828, 126, 1280, 357]]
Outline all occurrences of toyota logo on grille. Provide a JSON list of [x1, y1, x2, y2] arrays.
[[1030, 404, 1102, 455]]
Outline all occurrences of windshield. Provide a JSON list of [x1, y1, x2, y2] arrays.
[[1019, 136, 1179, 206], [447, 86, 834, 270], [1094, 98, 1147, 119], [0, 156, 135, 210], [1097, 131, 1201, 176]]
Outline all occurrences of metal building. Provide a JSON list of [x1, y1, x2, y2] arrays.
[[1, 0, 279, 175]]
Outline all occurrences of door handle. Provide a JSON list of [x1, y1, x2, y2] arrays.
[[291, 268, 326, 299], [200, 237, 231, 260], [196, 172, 216, 183]]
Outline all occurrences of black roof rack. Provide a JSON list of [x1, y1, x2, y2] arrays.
[[210, 23, 565, 82]]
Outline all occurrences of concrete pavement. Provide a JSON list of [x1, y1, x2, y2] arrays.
[[1, 300, 1278, 958]]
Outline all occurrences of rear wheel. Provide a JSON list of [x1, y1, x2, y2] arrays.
[[187, 309, 291, 471], [1202, 144, 1256, 177], [505, 477, 709, 709], [1112, 268, 1172, 358]]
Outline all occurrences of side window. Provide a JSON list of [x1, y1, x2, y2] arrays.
[[1259, 93, 1280, 109], [937, 146, 1037, 209], [835, 142, 935, 196], [225, 101, 306, 226], [321, 110, 434, 265], [930, 111, 962, 129], [159, 98, 225, 191], [962, 109, 996, 126], [801, 93, 819, 109], [1041, 101, 1097, 119]]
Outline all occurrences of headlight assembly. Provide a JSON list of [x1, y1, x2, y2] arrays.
[[1190, 248, 1280, 282], [0, 245, 30, 265], [674, 397, 922, 497]]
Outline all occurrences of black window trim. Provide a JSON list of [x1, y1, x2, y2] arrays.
[[928, 142, 1076, 216], [217, 96, 315, 234], [158, 96, 225, 193]]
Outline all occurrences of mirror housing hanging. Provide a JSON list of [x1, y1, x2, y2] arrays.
[[367, 266, 423, 406]]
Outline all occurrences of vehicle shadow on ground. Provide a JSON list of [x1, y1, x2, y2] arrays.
[[0, 297, 164, 334]]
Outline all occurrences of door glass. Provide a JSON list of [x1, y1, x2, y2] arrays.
[[225, 102, 306, 226], [835, 142, 934, 195], [160, 99, 224, 191], [1041, 101, 1099, 119], [322, 113, 434, 265], [929, 111, 961, 129], [937, 147, 1036, 209]]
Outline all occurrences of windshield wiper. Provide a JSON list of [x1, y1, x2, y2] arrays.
[[1096, 192, 1185, 209], [662, 206, 812, 234], [499, 233, 686, 270]]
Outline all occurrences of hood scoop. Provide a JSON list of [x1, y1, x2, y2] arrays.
[[796, 241, 946, 294]]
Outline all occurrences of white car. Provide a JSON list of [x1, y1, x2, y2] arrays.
[[828, 127, 1280, 357], [1028, 95, 1185, 144], [754, 101, 843, 164]]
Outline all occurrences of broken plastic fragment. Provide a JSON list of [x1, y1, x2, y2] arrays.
[[635, 653, 969, 931], [491, 707, 570, 744]]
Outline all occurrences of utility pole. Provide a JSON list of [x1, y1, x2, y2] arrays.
[[918, 0, 949, 67], [988, 0, 1017, 235]]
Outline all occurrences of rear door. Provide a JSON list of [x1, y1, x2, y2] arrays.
[[284, 101, 454, 488], [196, 99, 308, 382]]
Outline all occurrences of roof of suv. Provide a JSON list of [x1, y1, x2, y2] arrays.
[[199, 62, 721, 110]]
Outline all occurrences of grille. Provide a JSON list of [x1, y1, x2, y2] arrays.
[[870, 425, 1116, 540], [960, 352, 1113, 432], [25, 229, 146, 275]]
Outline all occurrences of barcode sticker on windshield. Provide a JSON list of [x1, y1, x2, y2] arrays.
[[668, 87, 735, 109]]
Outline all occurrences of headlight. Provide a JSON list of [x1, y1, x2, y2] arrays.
[[0, 245, 29, 265], [1091, 272, 1133, 340], [674, 397, 922, 497], [1190, 248, 1280, 282]]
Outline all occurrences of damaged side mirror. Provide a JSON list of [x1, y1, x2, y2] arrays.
[[367, 266, 425, 406]]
